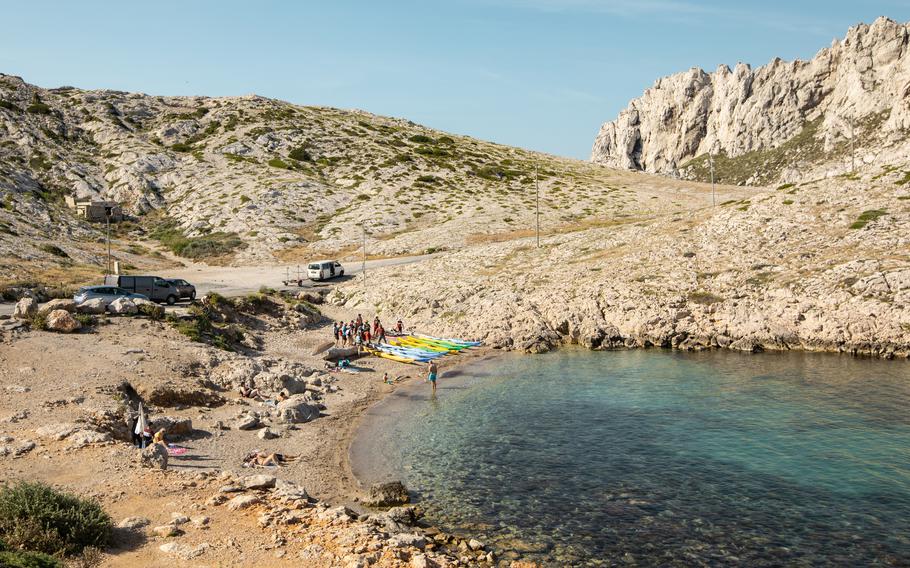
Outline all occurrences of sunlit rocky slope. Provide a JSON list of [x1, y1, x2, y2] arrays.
[[591, 17, 910, 187], [0, 73, 724, 287]]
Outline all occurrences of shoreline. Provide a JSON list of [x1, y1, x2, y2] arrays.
[[344, 342, 910, 501]]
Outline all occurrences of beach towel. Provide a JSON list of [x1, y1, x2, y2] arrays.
[[167, 444, 187, 456]]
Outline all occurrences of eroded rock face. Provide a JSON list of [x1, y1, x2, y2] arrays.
[[108, 297, 138, 315], [13, 297, 36, 320], [45, 309, 81, 333], [591, 17, 910, 185]]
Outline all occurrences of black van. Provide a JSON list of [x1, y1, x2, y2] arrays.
[[103, 275, 180, 304]]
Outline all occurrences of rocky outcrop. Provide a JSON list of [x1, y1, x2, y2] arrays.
[[337, 171, 910, 359], [37, 298, 76, 315], [45, 309, 81, 333], [364, 481, 410, 507], [13, 298, 36, 320], [591, 17, 910, 185], [138, 443, 169, 470], [108, 297, 138, 315]]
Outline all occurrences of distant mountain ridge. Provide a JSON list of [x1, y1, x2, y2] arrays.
[[590, 17, 910, 186]]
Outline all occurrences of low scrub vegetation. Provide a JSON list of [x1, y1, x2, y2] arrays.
[[850, 209, 887, 229], [150, 218, 246, 259], [38, 244, 68, 258], [0, 482, 111, 558]]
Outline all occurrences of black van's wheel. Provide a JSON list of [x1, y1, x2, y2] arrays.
[[166, 295, 177, 305], [190, 291, 196, 301]]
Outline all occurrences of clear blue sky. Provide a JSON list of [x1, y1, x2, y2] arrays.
[[2, 1, 908, 158]]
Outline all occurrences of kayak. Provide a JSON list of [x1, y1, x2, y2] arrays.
[[398, 336, 467, 352], [415, 333, 481, 347], [390, 337, 457, 354], [377, 343, 444, 361], [365, 347, 415, 364]]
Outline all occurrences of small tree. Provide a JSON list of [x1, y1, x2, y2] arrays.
[[0, 482, 111, 557]]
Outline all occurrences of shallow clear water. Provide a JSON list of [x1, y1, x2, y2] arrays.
[[352, 349, 910, 566]]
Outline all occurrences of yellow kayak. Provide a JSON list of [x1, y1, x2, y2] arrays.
[[390, 337, 456, 354], [365, 347, 415, 364]]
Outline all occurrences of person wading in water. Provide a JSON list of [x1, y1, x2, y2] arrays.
[[426, 360, 438, 395]]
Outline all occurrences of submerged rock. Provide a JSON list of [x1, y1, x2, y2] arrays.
[[364, 481, 410, 507]]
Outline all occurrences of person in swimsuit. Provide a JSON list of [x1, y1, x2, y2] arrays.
[[426, 361, 438, 394]]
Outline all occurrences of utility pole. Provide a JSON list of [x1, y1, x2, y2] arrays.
[[709, 151, 716, 207], [361, 221, 367, 286], [105, 207, 112, 274], [535, 163, 540, 248]]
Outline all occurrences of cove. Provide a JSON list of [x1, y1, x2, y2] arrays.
[[351, 349, 910, 566]]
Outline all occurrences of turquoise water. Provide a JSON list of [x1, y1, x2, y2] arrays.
[[352, 349, 910, 566]]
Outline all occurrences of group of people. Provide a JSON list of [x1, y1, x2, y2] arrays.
[[333, 314, 404, 347]]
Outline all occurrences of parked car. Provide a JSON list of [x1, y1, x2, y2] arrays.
[[103, 275, 180, 305], [165, 278, 196, 301], [74, 286, 148, 305], [307, 260, 344, 281]]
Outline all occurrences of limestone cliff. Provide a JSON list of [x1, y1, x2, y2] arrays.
[[591, 17, 910, 186]]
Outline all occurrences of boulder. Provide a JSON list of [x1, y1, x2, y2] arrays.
[[234, 413, 260, 431], [241, 474, 276, 490], [226, 494, 261, 511], [13, 298, 37, 320], [117, 516, 150, 530], [67, 429, 112, 448], [275, 395, 321, 424], [150, 416, 193, 438], [45, 309, 81, 333], [138, 443, 169, 470], [108, 297, 138, 315], [364, 481, 410, 507], [152, 524, 182, 538], [296, 291, 324, 304], [257, 428, 278, 440], [76, 298, 108, 314], [274, 479, 309, 501], [37, 298, 76, 315], [35, 422, 79, 441]]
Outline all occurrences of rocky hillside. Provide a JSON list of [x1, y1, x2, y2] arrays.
[[335, 169, 910, 358], [591, 17, 910, 186], [0, 74, 730, 287]]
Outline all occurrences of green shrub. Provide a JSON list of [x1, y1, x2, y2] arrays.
[[170, 142, 193, 152], [150, 218, 246, 259], [288, 145, 311, 162], [355, 194, 370, 201], [137, 303, 164, 320], [28, 313, 48, 331], [267, 158, 289, 169], [0, 100, 21, 112], [26, 103, 51, 115], [0, 549, 61, 568], [408, 134, 433, 144], [0, 482, 111, 557], [38, 244, 68, 258], [776, 183, 795, 191], [72, 314, 95, 328], [850, 209, 887, 229]]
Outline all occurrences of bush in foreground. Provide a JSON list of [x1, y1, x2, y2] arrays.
[[0, 482, 111, 557]]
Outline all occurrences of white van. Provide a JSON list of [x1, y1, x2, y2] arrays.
[[307, 260, 344, 281]]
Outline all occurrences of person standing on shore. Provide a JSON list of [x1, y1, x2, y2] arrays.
[[426, 360, 438, 395]]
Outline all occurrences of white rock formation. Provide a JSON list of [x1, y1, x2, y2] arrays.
[[591, 17, 910, 184]]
